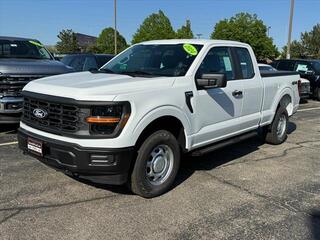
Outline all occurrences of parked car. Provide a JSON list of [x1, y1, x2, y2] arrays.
[[258, 63, 311, 99], [18, 40, 300, 198], [0, 36, 74, 123], [258, 63, 277, 72], [271, 59, 320, 100], [61, 54, 114, 72]]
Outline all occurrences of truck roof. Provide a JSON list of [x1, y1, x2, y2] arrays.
[[140, 39, 250, 47], [0, 36, 38, 42]]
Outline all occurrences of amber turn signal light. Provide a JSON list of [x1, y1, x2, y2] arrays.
[[86, 116, 121, 124]]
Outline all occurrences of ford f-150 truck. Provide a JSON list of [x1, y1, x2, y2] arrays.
[[0, 36, 74, 123], [18, 40, 300, 198]]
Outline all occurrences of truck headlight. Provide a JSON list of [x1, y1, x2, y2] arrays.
[[86, 102, 131, 135]]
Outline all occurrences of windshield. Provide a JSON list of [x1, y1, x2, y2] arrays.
[[0, 39, 52, 59], [101, 43, 203, 77], [311, 61, 320, 74]]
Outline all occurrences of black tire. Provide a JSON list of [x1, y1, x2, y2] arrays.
[[130, 130, 180, 198], [315, 87, 320, 101], [265, 106, 289, 145]]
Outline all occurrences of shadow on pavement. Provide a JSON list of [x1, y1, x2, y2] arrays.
[[300, 99, 309, 104], [288, 121, 297, 134], [174, 136, 265, 188], [70, 175, 134, 196], [83, 136, 266, 195], [310, 210, 320, 240], [64, 123, 298, 196], [0, 124, 19, 134]]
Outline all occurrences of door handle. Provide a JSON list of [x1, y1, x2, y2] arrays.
[[232, 90, 243, 97]]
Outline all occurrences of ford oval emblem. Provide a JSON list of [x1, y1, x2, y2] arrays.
[[33, 108, 48, 119]]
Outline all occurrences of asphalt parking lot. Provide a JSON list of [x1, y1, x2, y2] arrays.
[[1, 100, 320, 240]]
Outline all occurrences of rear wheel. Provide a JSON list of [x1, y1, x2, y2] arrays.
[[265, 106, 289, 145], [129, 130, 180, 198]]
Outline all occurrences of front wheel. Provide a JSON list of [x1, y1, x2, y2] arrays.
[[129, 130, 180, 198], [265, 106, 289, 145]]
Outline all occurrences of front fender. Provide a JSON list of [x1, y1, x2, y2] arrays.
[[132, 105, 192, 149]]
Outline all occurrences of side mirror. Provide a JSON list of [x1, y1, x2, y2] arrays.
[[196, 73, 227, 89]]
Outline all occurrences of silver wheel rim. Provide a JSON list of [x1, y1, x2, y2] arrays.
[[277, 114, 287, 138], [146, 144, 174, 185]]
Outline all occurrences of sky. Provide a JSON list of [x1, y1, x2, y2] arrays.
[[0, 0, 319, 50]]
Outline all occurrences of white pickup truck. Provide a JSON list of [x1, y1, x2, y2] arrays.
[[18, 40, 300, 198]]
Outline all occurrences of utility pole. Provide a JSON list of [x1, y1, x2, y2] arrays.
[[286, 0, 295, 59], [114, 0, 117, 55], [267, 26, 271, 37], [196, 33, 202, 39]]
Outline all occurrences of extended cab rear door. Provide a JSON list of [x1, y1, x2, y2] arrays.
[[192, 46, 244, 148], [232, 47, 264, 131]]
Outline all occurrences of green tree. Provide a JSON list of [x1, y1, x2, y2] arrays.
[[56, 29, 79, 54], [176, 20, 194, 39], [281, 24, 320, 59], [96, 27, 127, 54], [132, 10, 176, 44], [85, 44, 100, 54], [281, 40, 306, 59], [300, 23, 320, 58], [45, 45, 58, 54], [211, 13, 279, 59]]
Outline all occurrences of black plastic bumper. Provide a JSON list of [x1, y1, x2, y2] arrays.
[[0, 113, 21, 123], [300, 92, 310, 99], [18, 128, 135, 185]]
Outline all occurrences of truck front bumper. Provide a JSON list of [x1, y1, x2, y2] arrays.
[[18, 128, 135, 185], [0, 97, 23, 123]]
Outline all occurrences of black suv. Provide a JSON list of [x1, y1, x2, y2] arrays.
[[0, 36, 74, 123], [272, 59, 320, 100]]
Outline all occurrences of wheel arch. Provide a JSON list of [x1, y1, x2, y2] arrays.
[[132, 106, 192, 151], [274, 88, 294, 116]]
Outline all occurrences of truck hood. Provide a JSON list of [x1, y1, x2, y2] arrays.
[[0, 58, 74, 75], [23, 71, 175, 101]]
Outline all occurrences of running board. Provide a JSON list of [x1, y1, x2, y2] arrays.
[[190, 131, 258, 157]]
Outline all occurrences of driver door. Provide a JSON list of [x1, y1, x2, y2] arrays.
[[192, 47, 243, 148]]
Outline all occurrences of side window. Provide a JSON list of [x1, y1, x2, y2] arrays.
[[295, 62, 312, 73], [96, 56, 113, 68], [70, 56, 86, 71], [197, 47, 235, 80], [83, 56, 98, 71], [277, 61, 295, 71], [234, 48, 254, 79]]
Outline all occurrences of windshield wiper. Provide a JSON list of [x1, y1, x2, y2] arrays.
[[119, 70, 163, 77], [91, 68, 116, 74]]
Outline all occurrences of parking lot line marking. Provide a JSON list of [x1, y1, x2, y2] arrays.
[[0, 130, 16, 135], [0, 141, 18, 147], [298, 107, 320, 112]]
